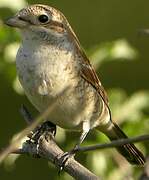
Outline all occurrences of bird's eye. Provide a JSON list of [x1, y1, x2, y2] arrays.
[[38, 14, 49, 24]]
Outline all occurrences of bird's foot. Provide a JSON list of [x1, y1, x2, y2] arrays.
[[27, 121, 56, 156], [28, 121, 56, 142], [57, 148, 77, 173]]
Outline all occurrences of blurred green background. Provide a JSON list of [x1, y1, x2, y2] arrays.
[[0, 0, 149, 179]]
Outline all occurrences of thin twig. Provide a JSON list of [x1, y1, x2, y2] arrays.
[[74, 134, 149, 153]]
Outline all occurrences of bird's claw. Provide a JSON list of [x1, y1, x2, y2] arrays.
[[58, 151, 75, 173], [28, 121, 56, 142]]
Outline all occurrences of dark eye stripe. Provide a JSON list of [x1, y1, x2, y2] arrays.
[[18, 16, 32, 24]]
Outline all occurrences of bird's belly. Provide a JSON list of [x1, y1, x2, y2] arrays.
[[16, 65, 93, 130], [18, 74, 84, 130], [19, 70, 102, 131], [16, 47, 103, 130], [25, 89, 86, 130]]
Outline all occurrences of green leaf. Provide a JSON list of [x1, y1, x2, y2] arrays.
[[89, 39, 138, 68]]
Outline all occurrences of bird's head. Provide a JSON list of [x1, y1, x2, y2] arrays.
[[5, 4, 73, 42]]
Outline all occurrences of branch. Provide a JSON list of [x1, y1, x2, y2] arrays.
[[12, 132, 99, 180], [0, 92, 100, 179], [39, 134, 99, 180]]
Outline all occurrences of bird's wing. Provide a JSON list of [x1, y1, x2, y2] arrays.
[[80, 50, 109, 105], [67, 24, 109, 105]]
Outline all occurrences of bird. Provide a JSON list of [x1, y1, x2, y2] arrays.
[[5, 4, 145, 165]]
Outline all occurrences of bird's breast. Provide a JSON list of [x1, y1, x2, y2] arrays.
[[16, 43, 79, 95], [16, 43, 88, 129]]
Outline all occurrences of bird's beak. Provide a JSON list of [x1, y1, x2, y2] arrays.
[[5, 15, 29, 28]]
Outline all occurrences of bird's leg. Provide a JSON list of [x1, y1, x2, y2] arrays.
[[59, 121, 90, 170], [72, 130, 89, 151]]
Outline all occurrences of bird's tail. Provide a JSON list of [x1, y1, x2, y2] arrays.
[[99, 122, 145, 165]]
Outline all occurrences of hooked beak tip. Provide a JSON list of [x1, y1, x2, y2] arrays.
[[4, 17, 17, 27], [5, 19, 11, 26]]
